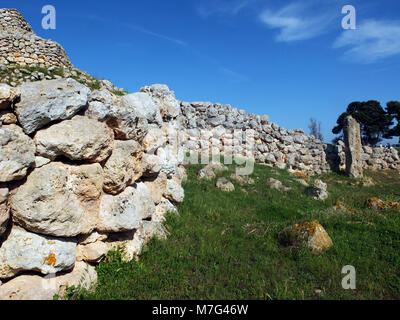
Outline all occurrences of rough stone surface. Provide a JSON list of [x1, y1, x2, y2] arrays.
[[107, 221, 168, 262], [343, 116, 363, 179], [279, 222, 333, 254], [0, 187, 9, 236], [0, 124, 35, 182], [97, 183, 155, 233], [153, 197, 178, 223], [367, 197, 400, 211], [268, 178, 291, 192], [0, 111, 17, 125], [197, 161, 228, 180], [34, 156, 51, 168], [14, 79, 90, 134], [0, 84, 19, 110], [216, 177, 235, 192], [34, 115, 113, 163], [0, 262, 97, 300], [230, 173, 255, 185], [0, 226, 76, 279], [103, 140, 142, 195], [164, 178, 185, 203], [145, 172, 168, 204], [76, 241, 109, 263], [10, 162, 103, 237], [86, 89, 149, 141], [140, 84, 180, 119], [121, 92, 162, 125], [307, 179, 328, 200], [142, 127, 165, 153]]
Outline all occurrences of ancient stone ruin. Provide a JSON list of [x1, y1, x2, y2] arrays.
[[0, 9, 72, 68], [0, 9, 399, 300]]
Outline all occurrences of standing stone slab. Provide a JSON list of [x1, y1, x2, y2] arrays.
[[13, 78, 90, 135], [343, 116, 363, 179]]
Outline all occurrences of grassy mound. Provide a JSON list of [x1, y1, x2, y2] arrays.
[[68, 163, 400, 300]]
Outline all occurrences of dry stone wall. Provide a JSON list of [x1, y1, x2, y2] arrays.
[[0, 81, 185, 299], [0, 9, 72, 68], [178, 101, 400, 175]]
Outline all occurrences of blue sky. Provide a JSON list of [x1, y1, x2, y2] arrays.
[[7, 0, 400, 142]]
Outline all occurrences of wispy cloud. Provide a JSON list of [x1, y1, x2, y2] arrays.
[[81, 14, 187, 47], [259, 2, 337, 42], [218, 67, 248, 82], [333, 19, 400, 63], [196, 0, 250, 18], [68, 12, 246, 81], [123, 24, 188, 46]]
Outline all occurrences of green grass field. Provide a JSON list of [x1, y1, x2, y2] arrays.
[[69, 163, 400, 300]]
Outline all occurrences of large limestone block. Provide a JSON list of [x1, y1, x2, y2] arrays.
[[140, 84, 181, 119], [103, 140, 143, 195], [14, 79, 90, 134], [164, 178, 184, 203], [0, 124, 36, 182], [97, 182, 156, 233], [343, 116, 363, 179], [76, 241, 109, 263], [86, 89, 149, 141], [107, 220, 168, 262], [153, 197, 178, 223], [0, 84, 19, 110], [10, 162, 103, 237], [0, 187, 9, 236], [141, 153, 162, 176], [142, 127, 166, 153], [121, 92, 162, 125], [157, 145, 182, 175], [0, 226, 76, 279], [0, 261, 97, 300], [34, 116, 113, 163], [144, 172, 168, 204]]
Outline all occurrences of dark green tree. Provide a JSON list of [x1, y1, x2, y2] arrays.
[[386, 101, 400, 143], [332, 100, 394, 146]]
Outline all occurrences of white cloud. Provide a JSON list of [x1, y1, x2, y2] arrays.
[[259, 2, 336, 42], [333, 19, 400, 63]]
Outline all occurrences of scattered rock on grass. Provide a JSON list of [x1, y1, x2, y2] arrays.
[[307, 179, 328, 200], [268, 178, 291, 192], [279, 221, 333, 254], [197, 161, 228, 180], [366, 197, 400, 211], [230, 173, 254, 185], [216, 177, 235, 192]]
